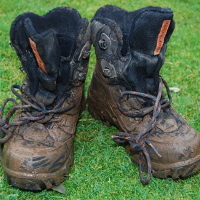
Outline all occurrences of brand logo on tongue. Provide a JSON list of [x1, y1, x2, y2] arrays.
[[154, 20, 171, 55]]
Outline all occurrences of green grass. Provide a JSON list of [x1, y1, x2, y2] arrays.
[[0, 0, 200, 199]]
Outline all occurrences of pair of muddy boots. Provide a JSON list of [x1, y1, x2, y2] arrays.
[[1, 5, 199, 190]]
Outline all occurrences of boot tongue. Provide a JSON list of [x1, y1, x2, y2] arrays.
[[129, 7, 174, 56], [24, 18, 60, 106]]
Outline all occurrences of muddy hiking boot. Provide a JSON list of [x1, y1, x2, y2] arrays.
[[88, 5, 200, 184], [0, 7, 91, 190]]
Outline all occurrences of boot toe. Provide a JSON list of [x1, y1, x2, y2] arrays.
[[2, 123, 73, 191], [150, 128, 200, 179]]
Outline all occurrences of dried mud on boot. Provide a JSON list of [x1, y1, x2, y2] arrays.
[[0, 6, 91, 191], [88, 5, 200, 185]]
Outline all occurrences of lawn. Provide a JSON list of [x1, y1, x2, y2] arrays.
[[0, 0, 199, 199]]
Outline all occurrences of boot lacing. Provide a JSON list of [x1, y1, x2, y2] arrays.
[[112, 77, 172, 184], [0, 85, 76, 144]]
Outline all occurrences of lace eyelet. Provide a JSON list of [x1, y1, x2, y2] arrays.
[[99, 39, 107, 50]]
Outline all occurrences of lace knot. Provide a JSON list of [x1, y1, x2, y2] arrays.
[[130, 138, 145, 152]]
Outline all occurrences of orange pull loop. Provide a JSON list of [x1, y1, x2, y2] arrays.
[[29, 38, 47, 73], [154, 20, 171, 56]]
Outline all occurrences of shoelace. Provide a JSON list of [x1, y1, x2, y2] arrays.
[[112, 77, 172, 185], [0, 85, 76, 144]]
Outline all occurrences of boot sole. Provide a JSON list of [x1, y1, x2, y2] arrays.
[[152, 160, 200, 179], [130, 152, 200, 179]]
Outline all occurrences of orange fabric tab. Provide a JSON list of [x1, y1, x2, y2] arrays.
[[154, 20, 171, 56], [29, 38, 47, 73]]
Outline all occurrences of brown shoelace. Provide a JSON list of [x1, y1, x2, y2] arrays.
[[112, 77, 172, 184], [0, 85, 76, 144]]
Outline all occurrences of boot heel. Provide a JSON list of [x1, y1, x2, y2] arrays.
[[88, 92, 113, 127]]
